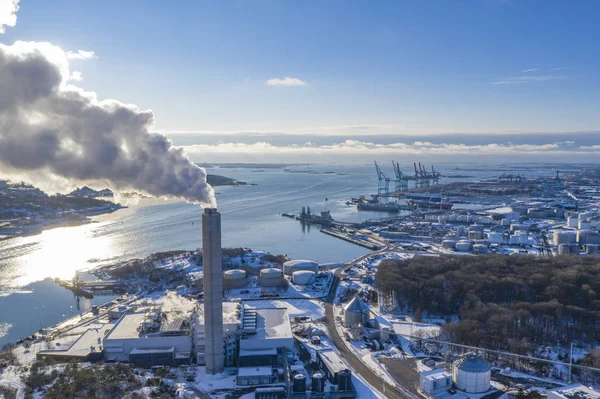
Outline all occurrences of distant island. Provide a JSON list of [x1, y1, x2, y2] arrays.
[[0, 172, 247, 239]]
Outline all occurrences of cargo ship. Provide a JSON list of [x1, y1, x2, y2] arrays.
[[406, 194, 453, 209], [357, 202, 401, 212]]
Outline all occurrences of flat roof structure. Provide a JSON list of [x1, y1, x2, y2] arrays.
[[548, 384, 600, 399], [238, 366, 273, 377], [317, 349, 347, 374], [240, 307, 293, 351], [104, 312, 146, 340], [421, 368, 451, 381], [37, 323, 114, 361]]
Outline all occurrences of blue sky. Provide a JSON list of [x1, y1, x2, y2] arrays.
[[3, 0, 599, 137]]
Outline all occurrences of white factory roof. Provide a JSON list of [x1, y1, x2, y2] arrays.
[[239, 348, 277, 357], [318, 349, 348, 374], [38, 323, 114, 358], [421, 368, 451, 382], [104, 312, 147, 340], [240, 307, 293, 350], [548, 384, 600, 399], [237, 366, 273, 377]]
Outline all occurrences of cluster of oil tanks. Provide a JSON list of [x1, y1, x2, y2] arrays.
[[552, 211, 600, 255], [223, 259, 320, 289], [291, 372, 328, 394]]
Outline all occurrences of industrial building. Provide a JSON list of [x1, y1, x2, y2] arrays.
[[452, 354, 491, 393], [283, 259, 319, 275], [202, 208, 224, 374], [547, 384, 600, 399], [419, 369, 453, 397], [103, 306, 192, 368], [316, 349, 354, 393]]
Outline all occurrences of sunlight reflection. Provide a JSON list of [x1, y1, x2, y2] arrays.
[[16, 224, 113, 286]]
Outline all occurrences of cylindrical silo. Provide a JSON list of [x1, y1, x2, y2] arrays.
[[293, 373, 306, 393], [452, 355, 491, 394], [312, 372, 326, 393], [258, 267, 284, 287], [473, 244, 488, 255], [442, 239, 457, 249], [292, 270, 316, 285], [223, 269, 248, 288], [455, 240, 473, 252], [558, 243, 571, 255], [586, 244, 599, 254]]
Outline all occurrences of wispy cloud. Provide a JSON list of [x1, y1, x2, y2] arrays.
[[66, 50, 98, 60], [549, 67, 566, 71], [521, 68, 539, 73], [266, 77, 307, 87], [491, 74, 567, 85], [0, 0, 20, 33]]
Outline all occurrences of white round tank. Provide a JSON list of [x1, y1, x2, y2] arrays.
[[577, 229, 600, 245], [558, 243, 571, 255], [570, 243, 580, 254], [477, 216, 492, 225], [292, 270, 316, 285], [473, 244, 488, 255], [567, 216, 578, 228], [456, 215, 467, 222], [260, 267, 283, 278], [224, 269, 248, 288], [442, 240, 457, 249], [283, 260, 319, 275], [487, 232, 503, 244], [509, 234, 520, 245], [452, 355, 491, 394], [518, 231, 529, 245], [455, 240, 473, 252], [553, 230, 577, 246], [578, 221, 591, 230]]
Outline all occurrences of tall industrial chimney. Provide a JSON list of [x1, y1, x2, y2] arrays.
[[202, 208, 224, 374]]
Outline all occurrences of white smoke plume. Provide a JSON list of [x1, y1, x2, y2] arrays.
[[0, 41, 215, 206]]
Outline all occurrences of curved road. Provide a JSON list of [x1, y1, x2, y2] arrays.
[[323, 241, 421, 399]]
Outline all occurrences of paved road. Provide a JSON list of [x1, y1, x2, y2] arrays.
[[323, 246, 421, 399]]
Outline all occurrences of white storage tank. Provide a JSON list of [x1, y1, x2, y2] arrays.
[[553, 231, 577, 246], [438, 215, 448, 223], [224, 269, 249, 288], [586, 244, 599, 254], [578, 221, 591, 230], [487, 232, 504, 244], [473, 244, 488, 255], [258, 267, 284, 287], [518, 231, 529, 245], [452, 354, 491, 394], [292, 270, 316, 285], [570, 243, 580, 254], [477, 216, 492, 225], [455, 240, 473, 252], [558, 243, 571, 255], [468, 230, 483, 240], [577, 229, 600, 245], [283, 260, 319, 275], [467, 215, 477, 223], [448, 214, 458, 222], [567, 216, 579, 228], [456, 215, 467, 222], [442, 240, 457, 249]]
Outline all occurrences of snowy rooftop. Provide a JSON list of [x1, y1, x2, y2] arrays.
[[104, 312, 146, 340], [237, 366, 273, 377], [246, 308, 292, 341], [421, 368, 451, 382], [549, 384, 600, 399], [318, 348, 348, 374]]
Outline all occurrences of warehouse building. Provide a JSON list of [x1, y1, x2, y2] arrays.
[[103, 306, 192, 368], [420, 369, 452, 397]]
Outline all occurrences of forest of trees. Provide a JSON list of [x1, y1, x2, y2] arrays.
[[376, 255, 600, 353]]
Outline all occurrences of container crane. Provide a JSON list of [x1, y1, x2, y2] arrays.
[[392, 161, 409, 191], [375, 161, 391, 195]]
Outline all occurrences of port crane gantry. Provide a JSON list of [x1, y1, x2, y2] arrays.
[[392, 161, 409, 191], [375, 161, 391, 195]]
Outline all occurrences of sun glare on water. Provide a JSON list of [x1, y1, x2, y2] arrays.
[[15, 224, 113, 287]]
